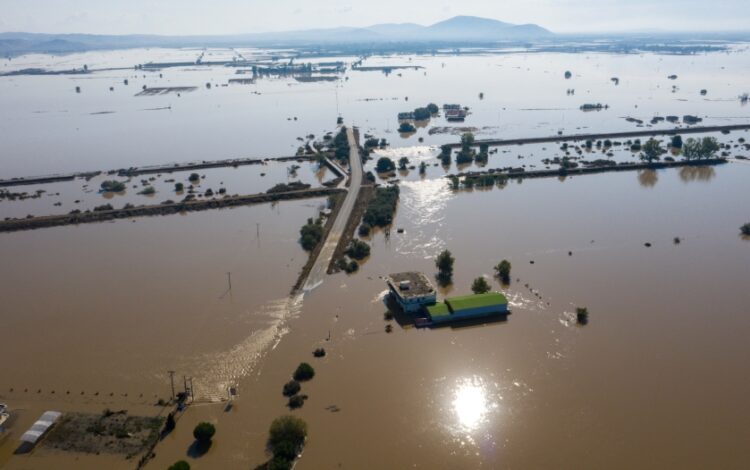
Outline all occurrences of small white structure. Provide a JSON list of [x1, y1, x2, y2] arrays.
[[385, 272, 437, 313], [20, 411, 62, 445]]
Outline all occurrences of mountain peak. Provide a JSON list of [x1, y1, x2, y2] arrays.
[[426, 15, 551, 39]]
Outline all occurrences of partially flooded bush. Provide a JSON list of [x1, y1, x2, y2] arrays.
[[287, 394, 307, 409], [168, 461, 190, 470], [576, 307, 589, 325], [269, 415, 307, 450], [282, 380, 301, 397], [293, 363, 315, 381], [100, 180, 126, 192], [346, 239, 370, 260], [192, 422, 215, 443]]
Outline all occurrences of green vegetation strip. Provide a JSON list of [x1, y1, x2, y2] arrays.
[[362, 185, 400, 228]]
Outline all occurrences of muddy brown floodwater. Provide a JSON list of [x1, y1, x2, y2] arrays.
[[145, 164, 750, 469], [0, 198, 329, 468], [2, 45, 750, 470]]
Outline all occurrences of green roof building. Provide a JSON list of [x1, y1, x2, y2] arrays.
[[427, 292, 508, 325]]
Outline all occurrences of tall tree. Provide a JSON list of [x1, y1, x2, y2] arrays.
[[494, 260, 512, 284], [640, 138, 663, 164], [699, 137, 720, 160], [435, 250, 455, 283], [682, 138, 701, 160]]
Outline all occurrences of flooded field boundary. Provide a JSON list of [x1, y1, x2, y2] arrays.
[[453, 158, 728, 180], [0, 188, 344, 233], [0, 155, 309, 188], [443, 124, 750, 148]]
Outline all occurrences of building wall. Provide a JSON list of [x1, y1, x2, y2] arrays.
[[389, 287, 436, 313], [431, 303, 507, 324]]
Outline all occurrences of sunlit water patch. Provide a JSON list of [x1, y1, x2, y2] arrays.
[[395, 177, 453, 258]]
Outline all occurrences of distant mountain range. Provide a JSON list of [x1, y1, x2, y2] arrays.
[[0, 16, 553, 56]]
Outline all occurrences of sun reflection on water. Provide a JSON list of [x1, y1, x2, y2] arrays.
[[453, 380, 489, 431], [449, 375, 500, 437]]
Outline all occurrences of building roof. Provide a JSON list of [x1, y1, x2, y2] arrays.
[[386, 272, 435, 299], [426, 302, 450, 317], [20, 411, 62, 444], [446, 292, 508, 312]]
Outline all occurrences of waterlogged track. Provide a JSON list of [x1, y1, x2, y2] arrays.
[[0, 155, 306, 188], [303, 127, 363, 292]]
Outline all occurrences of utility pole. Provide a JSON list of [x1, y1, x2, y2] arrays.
[[227, 272, 232, 292], [188, 378, 194, 403], [167, 370, 176, 401]]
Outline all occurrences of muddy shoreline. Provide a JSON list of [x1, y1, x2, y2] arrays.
[[0, 188, 344, 233], [443, 124, 750, 148]]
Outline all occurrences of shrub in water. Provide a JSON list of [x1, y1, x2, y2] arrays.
[[313, 348, 326, 358], [293, 363, 315, 381], [282, 380, 301, 397], [168, 461, 190, 470], [269, 415, 308, 450], [287, 395, 306, 409], [192, 422, 216, 443]]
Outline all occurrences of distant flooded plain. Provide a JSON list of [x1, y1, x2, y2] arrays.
[[1, 45, 750, 469], [2, 46, 749, 177]]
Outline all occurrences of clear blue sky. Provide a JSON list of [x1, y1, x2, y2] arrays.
[[1, 0, 748, 35]]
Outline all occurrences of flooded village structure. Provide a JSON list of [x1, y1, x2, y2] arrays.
[[1, 14, 750, 470], [386, 272, 508, 326]]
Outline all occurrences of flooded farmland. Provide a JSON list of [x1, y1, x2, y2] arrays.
[[1, 42, 750, 470]]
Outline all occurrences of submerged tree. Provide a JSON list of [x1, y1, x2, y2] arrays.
[[741, 223, 750, 236], [435, 250, 455, 284], [168, 461, 190, 470], [193, 422, 216, 444], [576, 307, 589, 325], [671, 135, 683, 149], [640, 138, 663, 164], [494, 260, 512, 284], [293, 363, 315, 381], [699, 136, 720, 160], [398, 122, 416, 133], [682, 137, 718, 161], [471, 277, 491, 294], [376, 157, 396, 173], [398, 157, 410, 170]]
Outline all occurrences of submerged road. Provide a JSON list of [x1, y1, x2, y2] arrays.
[[303, 126, 362, 292]]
